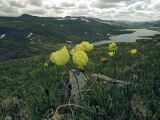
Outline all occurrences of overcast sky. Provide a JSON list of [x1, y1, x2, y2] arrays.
[[0, 0, 159, 21]]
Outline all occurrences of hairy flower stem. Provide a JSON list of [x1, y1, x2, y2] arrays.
[[72, 71, 84, 105], [113, 57, 117, 83]]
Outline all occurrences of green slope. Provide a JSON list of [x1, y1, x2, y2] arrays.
[[0, 38, 160, 119], [0, 14, 133, 61]]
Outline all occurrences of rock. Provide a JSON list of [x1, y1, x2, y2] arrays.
[[27, 32, 33, 38], [0, 34, 6, 39], [84, 32, 87, 34], [69, 69, 89, 104], [4, 116, 12, 120], [90, 74, 132, 87], [156, 43, 160, 47], [69, 69, 132, 103], [66, 40, 72, 44]]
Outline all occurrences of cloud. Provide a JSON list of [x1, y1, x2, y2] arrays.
[[29, 0, 42, 6], [91, 0, 129, 9], [77, 3, 88, 9], [93, 2, 118, 9], [60, 1, 75, 8], [0, 2, 19, 16], [0, 5, 17, 13], [99, 0, 125, 3], [148, 0, 160, 10], [0, 0, 159, 21], [24, 8, 46, 15], [9, 0, 27, 8]]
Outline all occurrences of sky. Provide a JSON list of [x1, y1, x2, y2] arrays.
[[0, 0, 160, 21]]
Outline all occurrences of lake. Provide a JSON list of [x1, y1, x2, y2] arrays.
[[93, 28, 160, 46]]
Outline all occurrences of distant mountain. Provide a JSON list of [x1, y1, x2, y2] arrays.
[[0, 14, 127, 41], [19, 14, 41, 20], [0, 14, 130, 60], [149, 21, 160, 27], [1, 14, 158, 61], [115, 20, 160, 27]]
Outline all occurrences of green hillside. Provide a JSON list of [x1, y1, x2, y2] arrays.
[[0, 38, 160, 119], [0, 15, 160, 120], [0, 14, 133, 61]]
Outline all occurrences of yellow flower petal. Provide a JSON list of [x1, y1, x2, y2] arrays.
[[108, 42, 118, 52], [70, 44, 85, 55], [70, 41, 94, 55], [81, 41, 94, 52], [100, 57, 108, 63], [108, 52, 115, 57], [44, 62, 48, 68], [72, 51, 89, 69], [130, 49, 137, 55], [50, 46, 70, 66]]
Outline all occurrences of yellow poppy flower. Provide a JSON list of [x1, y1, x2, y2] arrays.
[[70, 43, 85, 55], [130, 49, 137, 55], [100, 57, 108, 63], [81, 41, 94, 52], [72, 50, 89, 70], [44, 62, 48, 68], [50, 46, 70, 66], [70, 41, 94, 55], [108, 42, 117, 51], [108, 52, 115, 57]]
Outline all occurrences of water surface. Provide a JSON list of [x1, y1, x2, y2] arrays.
[[94, 28, 160, 46]]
